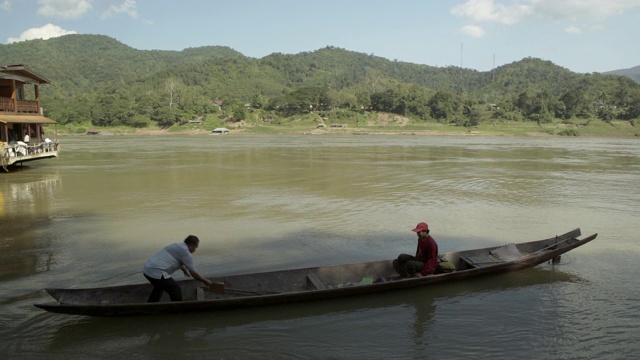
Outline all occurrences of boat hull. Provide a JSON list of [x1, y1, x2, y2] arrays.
[[34, 228, 597, 317]]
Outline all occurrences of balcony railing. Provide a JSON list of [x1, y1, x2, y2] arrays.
[[1, 140, 59, 170], [0, 97, 40, 113]]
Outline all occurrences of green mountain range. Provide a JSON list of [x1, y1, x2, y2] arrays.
[[1, 34, 639, 131]]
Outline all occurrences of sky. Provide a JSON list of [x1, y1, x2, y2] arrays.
[[1, 0, 639, 74]]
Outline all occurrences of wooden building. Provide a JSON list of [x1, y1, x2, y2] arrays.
[[0, 64, 59, 171]]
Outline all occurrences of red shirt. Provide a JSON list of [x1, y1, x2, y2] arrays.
[[415, 235, 438, 275]]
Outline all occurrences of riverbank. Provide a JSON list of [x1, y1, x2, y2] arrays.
[[50, 117, 639, 138]]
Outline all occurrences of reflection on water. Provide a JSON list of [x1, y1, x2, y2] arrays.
[[0, 173, 62, 281], [2, 174, 61, 215], [1, 135, 639, 359]]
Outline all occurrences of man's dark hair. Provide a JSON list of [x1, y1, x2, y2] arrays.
[[184, 235, 200, 246]]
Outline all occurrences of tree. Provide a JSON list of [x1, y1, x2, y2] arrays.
[[404, 85, 434, 119], [229, 103, 247, 122], [371, 89, 404, 115], [252, 94, 265, 109], [266, 87, 330, 115], [92, 93, 132, 126], [514, 92, 533, 116], [355, 91, 371, 110], [123, 114, 152, 128], [532, 90, 554, 123], [623, 88, 640, 120], [467, 107, 482, 126], [326, 89, 357, 110], [43, 94, 93, 124], [559, 89, 579, 119], [151, 106, 181, 128], [164, 77, 184, 108], [428, 90, 461, 120], [364, 67, 384, 94]]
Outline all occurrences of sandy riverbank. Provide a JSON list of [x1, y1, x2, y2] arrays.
[[53, 119, 639, 138]]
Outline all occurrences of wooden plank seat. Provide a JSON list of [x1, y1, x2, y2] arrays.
[[460, 254, 505, 268], [306, 273, 326, 290]]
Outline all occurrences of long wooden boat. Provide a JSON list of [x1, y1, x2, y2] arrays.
[[34, 228, 596, 317]]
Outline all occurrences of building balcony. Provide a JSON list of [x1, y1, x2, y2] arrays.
[[0, 97, 41, 113]]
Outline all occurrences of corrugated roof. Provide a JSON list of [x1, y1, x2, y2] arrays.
[[0, 64, 51, 84], [0, 114, 57, 124]]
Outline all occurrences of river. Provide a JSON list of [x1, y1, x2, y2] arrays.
[[1, 134, 639, 359]]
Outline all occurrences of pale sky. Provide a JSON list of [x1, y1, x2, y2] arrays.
[[1, 0, 639, 73]]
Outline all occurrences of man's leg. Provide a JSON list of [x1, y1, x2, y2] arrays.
[[404, 260, 425, 277], [162, 277, 183, 301], [144, 274, 165, 303], [144, 274, 183, 302], [393, 259, 408, 277], [393, 254, 417, 277]]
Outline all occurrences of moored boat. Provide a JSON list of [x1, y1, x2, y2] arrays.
[[34, 228, 596, 317], [1, 64, 59, 172], [211, 127, 229, 134]]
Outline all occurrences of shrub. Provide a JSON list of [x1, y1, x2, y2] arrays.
[[558, 129, 580, 136], [123, 114, 151, 128]]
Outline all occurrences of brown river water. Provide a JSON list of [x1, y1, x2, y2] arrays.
[[1, 134, 639, 359]]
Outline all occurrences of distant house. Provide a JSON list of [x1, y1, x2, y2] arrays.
[[212, 100, 223, 109]]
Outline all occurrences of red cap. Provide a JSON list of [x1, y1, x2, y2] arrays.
[[412, 222, 429, 232]]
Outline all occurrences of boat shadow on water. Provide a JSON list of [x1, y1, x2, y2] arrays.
[[42, 267, 582, 351]]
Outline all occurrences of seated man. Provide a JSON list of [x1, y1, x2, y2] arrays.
[[393, 222, 439, 277], [15, 141, 27, 156]]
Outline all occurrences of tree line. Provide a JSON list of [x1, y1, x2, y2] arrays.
[[41, 72, 640, 129], [2, 35, 638, 129]]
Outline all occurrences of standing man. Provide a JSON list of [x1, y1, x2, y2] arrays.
[[143, 235, 211, 302], [393, 222, 439, 277]]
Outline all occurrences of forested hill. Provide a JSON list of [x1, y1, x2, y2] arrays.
[[606, 65, 640, 84], [0, 34, 244, 93], [0, 34, 587, 97], [1, 34, 639, 129]]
